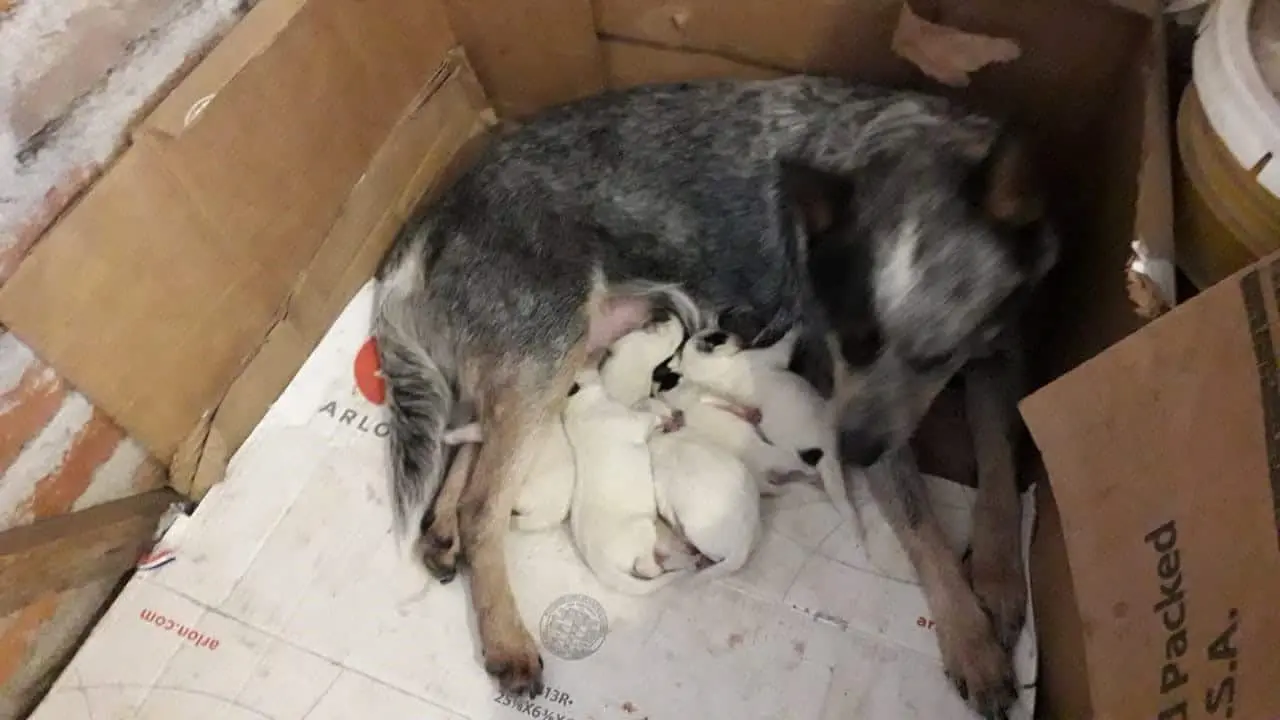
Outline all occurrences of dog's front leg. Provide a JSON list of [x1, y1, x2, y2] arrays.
[[962, 348, 1028, 652], [866, 449, 1016, 718]]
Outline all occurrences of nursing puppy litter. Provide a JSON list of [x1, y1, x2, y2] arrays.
[[675, 327, 862, 535], [643, 397, 761, 576], [651, 362, 817, 493], [565, 368, 698, 595], [601, 311, 687, 406]]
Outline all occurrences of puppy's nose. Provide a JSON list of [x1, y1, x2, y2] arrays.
[[839, 430, 886, 468]]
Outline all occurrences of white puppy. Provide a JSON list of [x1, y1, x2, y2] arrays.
[[651, 365, 816, 494], [599, 312, 686, 407], [442, 419, 575, 532], [674, 327, 862, 535], [565, 367, 696, 595], [641, 397, 760, 576]]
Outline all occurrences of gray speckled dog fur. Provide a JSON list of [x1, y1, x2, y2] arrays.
[[374, 75, 1057, 719]]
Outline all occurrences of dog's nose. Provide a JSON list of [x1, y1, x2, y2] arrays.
[[839, 430, 886, 468]]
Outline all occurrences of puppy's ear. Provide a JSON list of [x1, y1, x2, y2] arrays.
[[779, 161, 855, 236], [968, 131, 1045, 228]]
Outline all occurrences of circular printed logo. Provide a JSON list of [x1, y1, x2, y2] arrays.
[[353, 337, 386, 405], [539, 594, 609, 661]]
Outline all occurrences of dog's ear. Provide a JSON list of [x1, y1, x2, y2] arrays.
[[779, 161, 855, 237], [968, 131, 1044, 228]]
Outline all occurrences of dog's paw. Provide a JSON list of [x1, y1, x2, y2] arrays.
[[962, 546, 1027, 652], [484, 631, 545, 697], [416, 520, 462, 583], [938, 602, 1019, 719]]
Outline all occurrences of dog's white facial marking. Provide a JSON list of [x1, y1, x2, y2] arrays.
[[876, 219, 922, 315]]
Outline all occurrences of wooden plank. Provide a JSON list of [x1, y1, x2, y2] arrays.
[[0, 489, 179, 616]]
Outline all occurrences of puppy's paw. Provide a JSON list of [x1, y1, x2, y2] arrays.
[[962, 546, 1028, 652], [938, 599, 1019, 720], [484, 630, 545, 697]]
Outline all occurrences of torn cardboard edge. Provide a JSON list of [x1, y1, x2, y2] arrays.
[[168, 51, 498, 497], [1124, 17, 1177, 318], [889, 1, 1021, 88]]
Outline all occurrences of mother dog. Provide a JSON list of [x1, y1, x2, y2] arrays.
[[374, 75, 1057, 718]]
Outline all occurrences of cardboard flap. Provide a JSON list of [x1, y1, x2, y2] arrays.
[[1126, 19, 1176, 317], [1020, 257, 1280, 718], [173, 52, 497, 496], [0, 0, 463, 461], [143, 0, 308, 137]]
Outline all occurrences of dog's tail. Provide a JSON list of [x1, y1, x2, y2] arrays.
[[373, 248, 457, 536]]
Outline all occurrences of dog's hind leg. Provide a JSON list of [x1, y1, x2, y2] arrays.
[[416, 442, 476, 582], [961, 348, 1028, 652], [865, 448, 1016, 718], [458, 339, 593, 696]]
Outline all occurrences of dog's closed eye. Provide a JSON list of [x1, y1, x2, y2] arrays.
[[904, 351, 952, 373]]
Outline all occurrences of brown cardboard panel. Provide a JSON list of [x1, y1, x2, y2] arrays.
[[1129, 19, 1176, 312], [602, 41, 785, 89], [597, 0, 1140, 151], [0, 0, 461, 461], [597, 0, 907, 83], [1029, 481, 1093, 720], [438, 0, 602, 117], [0, 140, 280, 458], [174, 55, 497, 497], [144, 0, 459, 294], [1021, 257, 1280, 719], [143, 0, 308, 137]]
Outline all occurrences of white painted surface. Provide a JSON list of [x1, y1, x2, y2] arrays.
[[0, 0, 247, 240], [31, 283, 1039, 720], [0, 334, 40, 400], [70, 436, 150, 512], [0, 393, 94, 530]]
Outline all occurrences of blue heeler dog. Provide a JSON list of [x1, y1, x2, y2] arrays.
[[374, 75, 1057, 719]]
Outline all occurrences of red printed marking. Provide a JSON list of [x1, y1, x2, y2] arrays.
[[354, 337, 386, 405], [916, 616, 937, 631], [138, 609, 219, 650]]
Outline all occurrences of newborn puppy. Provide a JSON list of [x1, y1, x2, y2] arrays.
[[651, 363, 816, 494], [642, 397, 760, 576], [600, 312, 686, 407], [675, 327, 862, 533], [565, 367, 698, 595]]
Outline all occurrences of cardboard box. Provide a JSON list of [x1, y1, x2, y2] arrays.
[[9, 0, 1278, 716], [1021, 256, 1280, 719]]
